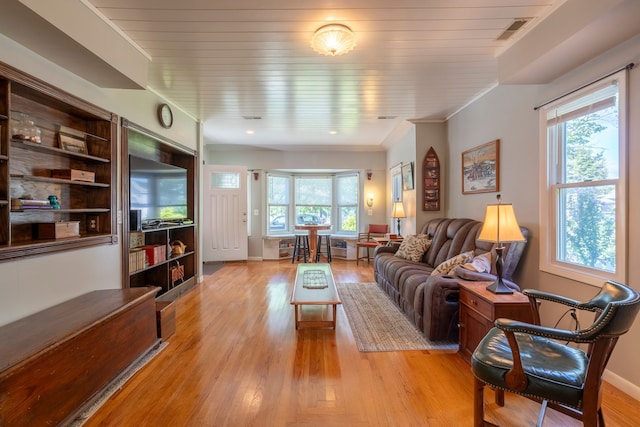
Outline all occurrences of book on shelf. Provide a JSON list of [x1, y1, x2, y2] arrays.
[[11, 198, 52, 210], [142, 244, 167, 267], [129, 249, 145, 272]]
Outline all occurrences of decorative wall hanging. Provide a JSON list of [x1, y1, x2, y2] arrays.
[[422, 147, 440, 211], [462, 139, 500, 194]]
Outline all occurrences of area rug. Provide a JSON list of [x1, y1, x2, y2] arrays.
[[337, 282, 458, 352], [69, 341, 168, 426]]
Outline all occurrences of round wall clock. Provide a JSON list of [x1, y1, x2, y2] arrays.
[[157, 103, 173, 129]]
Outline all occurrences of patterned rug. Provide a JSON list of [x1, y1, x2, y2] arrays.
[[337, 282, 458, 352]]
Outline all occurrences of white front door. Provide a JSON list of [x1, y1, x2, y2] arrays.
[[203, 165, 248, 262]]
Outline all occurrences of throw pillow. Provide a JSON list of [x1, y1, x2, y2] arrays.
[[431, 251, 474, 276], [394, 234, 432, 262], [462, 251, 492, 273]]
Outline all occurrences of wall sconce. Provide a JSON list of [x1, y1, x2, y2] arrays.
[[253, 172, 259, 181], [366, 193, 374, 208], [367, 171, 372, 180]]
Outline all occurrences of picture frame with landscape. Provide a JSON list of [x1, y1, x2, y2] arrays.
[[402, 162, 414, 190], [462, 139, 499, 194], [58, 134, 87, 155]]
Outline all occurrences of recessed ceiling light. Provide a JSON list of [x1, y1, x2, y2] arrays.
[[329, 130, 337, 135], [246, 130, 255, 135]]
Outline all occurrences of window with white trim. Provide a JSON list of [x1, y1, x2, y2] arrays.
[[539, 70, 627, 285], [336, 173, 358, 232], [391, 165, 402, 203]]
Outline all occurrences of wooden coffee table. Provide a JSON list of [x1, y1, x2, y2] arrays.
[[290, 263, 341, 329]]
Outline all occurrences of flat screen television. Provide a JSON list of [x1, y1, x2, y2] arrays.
[[129, 155, 188, 225]]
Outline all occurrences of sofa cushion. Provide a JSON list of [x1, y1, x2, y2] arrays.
[[431, 251, 474, 276], [394, 234, 432, 262], [462, 251, 492, 273]]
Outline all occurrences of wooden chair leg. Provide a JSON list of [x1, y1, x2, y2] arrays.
[[474, 377, 486, 427]]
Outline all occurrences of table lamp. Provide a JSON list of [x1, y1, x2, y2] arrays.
[[478, 194, 525, 294], [392, 200, 406, 236]]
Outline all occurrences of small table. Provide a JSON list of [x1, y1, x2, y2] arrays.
[[290, 263, 341, 329], [457, 280, 535, 363], [294, 224, 331, 262], [373, 236, 403, 246]]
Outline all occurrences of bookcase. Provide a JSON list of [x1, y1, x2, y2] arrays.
[[330, 235, 357, 260], [0, 62, 116, 262], [121, 120, 198, 301], [262, 235, 295, 260]]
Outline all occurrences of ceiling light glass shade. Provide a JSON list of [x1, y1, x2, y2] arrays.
[[310, 24, 356, 56]]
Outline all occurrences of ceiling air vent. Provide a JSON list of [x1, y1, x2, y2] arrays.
[[496, 18, 531, 41], [377, 115, 397, 120], [242, 116, 262, 120]]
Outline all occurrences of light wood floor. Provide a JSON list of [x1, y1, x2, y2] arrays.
[[85, 260, 640, 426]]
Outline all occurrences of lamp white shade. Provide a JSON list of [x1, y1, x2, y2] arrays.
[[392, 201, 406, 218], [478, 203, 525, 243]]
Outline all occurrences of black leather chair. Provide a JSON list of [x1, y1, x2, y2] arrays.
[[471, 280, 640, 427]]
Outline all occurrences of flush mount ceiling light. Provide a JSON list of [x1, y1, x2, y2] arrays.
[[310, 23, 356, 56]]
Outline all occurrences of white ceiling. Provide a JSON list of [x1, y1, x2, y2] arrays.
[[9, 1, 638, 151], [82, 0, 567, 150]]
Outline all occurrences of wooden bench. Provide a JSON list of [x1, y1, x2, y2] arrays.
[[0, 287, 160, 426]]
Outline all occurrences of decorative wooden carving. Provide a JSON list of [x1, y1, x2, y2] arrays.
[[423, 147, 440, 211]]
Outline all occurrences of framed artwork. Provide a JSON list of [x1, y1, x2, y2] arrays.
[[58, 134, 87, 155], [462, 139, 500, 194], [402, 162, 414, 190]]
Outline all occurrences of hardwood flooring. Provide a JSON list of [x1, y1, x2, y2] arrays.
[[85, 260, 640, 426]]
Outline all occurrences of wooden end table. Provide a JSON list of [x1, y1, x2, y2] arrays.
[[457, 280, 535, 363]]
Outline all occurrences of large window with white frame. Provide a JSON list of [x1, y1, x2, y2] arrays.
[[539, 70, 627, 286], [391, 165, 403, 203], [267, 172, 359, 234]]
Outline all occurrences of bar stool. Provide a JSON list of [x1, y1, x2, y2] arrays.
[[316, 233, 332, 263], [291, 233, 310, 263]]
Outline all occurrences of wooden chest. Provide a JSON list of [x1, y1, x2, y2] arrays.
[[36, 221, 80, 239], [52, 168, 96, 183]]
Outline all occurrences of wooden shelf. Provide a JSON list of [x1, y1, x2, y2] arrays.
[[11, 139, 110, 163], [0, 61, 117, 261], [122, 120, 198, 300], [10, 174, 110, 187]]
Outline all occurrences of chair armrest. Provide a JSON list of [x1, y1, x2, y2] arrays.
[[522, 289, 582, 308], [495, 318, 583, 343], [453, 267, 520, 291], [374, 245, 398, 256]]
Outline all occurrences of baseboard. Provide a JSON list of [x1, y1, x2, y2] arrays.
[[604, 369, 640, 401]]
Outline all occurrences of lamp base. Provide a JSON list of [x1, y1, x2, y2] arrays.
[[485, 278, 513, 294]]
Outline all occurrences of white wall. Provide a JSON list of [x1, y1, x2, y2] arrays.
[[0, 35, 199, 326], [446, 34, 640, 398], [385, 122, 417, 235]]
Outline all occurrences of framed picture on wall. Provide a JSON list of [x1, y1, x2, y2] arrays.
[[402, 162, 414, 190], [462, 139, 500, 194]]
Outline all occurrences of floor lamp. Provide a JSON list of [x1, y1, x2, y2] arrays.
[[478, 195, 525, 294], [392, 200, 406, 237]]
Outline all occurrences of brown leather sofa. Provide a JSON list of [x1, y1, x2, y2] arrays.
[[373, 218, 528, 342]]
